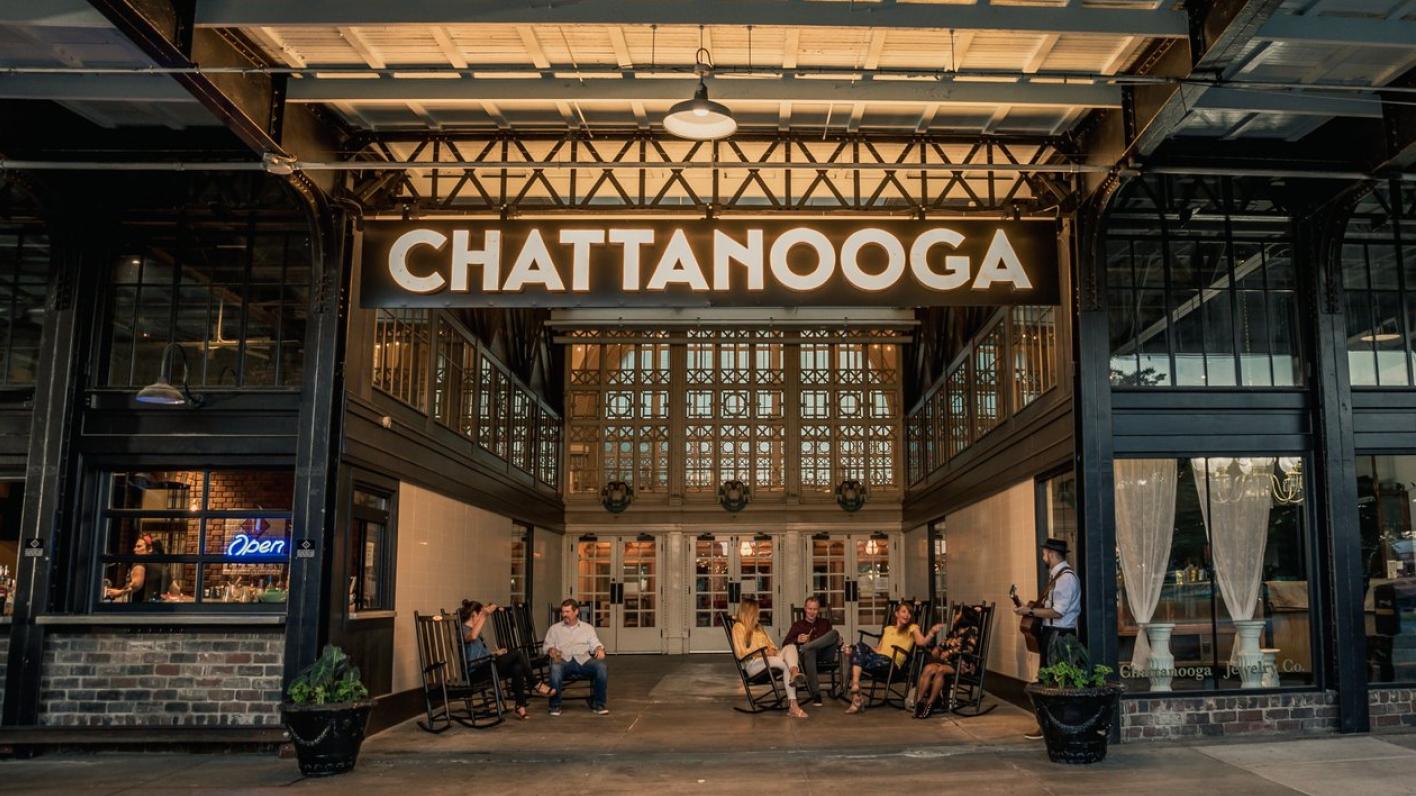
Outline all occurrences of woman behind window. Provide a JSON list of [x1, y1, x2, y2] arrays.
[[105, 534, 165, 603], [731, 597, 808, 719], [458, 599, 554, 720], [844, 602, 942, 714]]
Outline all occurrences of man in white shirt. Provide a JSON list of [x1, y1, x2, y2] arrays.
[[1013, 537, 1079, 739], [543, 597, 609, 715]]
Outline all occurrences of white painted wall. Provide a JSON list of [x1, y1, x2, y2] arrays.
[[945, 481, 1039, 682], [390, 483, 514, 695], [901, 523, 931, 603], [531, 526, 564, 629]]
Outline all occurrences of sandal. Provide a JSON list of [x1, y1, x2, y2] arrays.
[[534, 683, 558, 698], [845, 694, 864, 715], [514, 705, 529, 720]]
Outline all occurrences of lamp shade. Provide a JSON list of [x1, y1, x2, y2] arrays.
[[664, 80, 737, 141], [135, 378, 187, 406]]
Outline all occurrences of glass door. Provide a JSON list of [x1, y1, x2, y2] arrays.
[[615, 537, 661, 652], [574, 539, 615, 650], [688, 534, 779, 652], [810, 533, 896, 641]]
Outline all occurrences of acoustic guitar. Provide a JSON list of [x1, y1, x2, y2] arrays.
[[1008, 584, 1042, 654]]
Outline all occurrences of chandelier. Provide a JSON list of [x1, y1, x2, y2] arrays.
[[1271, 457, 1304, 505]]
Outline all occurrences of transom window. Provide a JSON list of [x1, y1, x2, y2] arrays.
[[1106, 175, 1302, 388], [1342, 181, 1416, 387], [104, 227, 311, 389], [0, 223, 50, 386]]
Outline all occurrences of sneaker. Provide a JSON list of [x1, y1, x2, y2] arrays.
[[811, 696, 824, 708], [592, 706, 610, 715], [548, 707, 562, 717], [1024, 727, 1044, 740]]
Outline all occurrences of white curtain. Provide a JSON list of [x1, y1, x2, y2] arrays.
[[1191, 457, 1274, 658], [1114, 458, 1178, 670]]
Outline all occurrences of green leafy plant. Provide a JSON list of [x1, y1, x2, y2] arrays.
[[1036, 634, 1116, 689], [287, 645, 370, 705]]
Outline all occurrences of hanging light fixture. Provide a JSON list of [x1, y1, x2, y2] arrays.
[[136, 342, 204, 408], [664, 47, 736, 141]]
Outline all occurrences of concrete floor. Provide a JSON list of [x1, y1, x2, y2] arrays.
[[3, 656, 1415, 795]]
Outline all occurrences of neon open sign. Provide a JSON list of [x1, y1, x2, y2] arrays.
[[226, 534, 289, 559], [360, 219, 1059, 308]]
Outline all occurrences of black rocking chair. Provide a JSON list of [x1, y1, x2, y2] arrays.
[[720, 611, 789, 713], [413, 610, 505, 732]]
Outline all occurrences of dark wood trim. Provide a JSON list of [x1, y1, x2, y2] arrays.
[[981, 670, 1032, 712], [367, 686, 424, 735]]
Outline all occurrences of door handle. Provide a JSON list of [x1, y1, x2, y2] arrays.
[[728, 581, 742, 603], [845, 580, 859, 602], [610, 582, 623, 604]]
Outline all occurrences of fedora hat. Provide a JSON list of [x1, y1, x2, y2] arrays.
[[1041, 538, 1069, 556]]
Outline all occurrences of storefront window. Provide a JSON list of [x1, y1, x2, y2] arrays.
[[432, 318, 475, 436], [1114, 456, 1312, 693], [1342, 182, 1416, 387], [104, 231, 310, 389], [0, 480, 23, 617], [0, 224, 50, 386], [97, 470, 293, 610], [1040, 471, 1078, 573], [349, 487, 393, 613], [1354, 455, 1416, 684], [1107, 176, 1301, 388]]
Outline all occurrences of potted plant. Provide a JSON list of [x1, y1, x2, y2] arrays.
[[281, 645, 374, 777], [1025, 634, 1123, 765]]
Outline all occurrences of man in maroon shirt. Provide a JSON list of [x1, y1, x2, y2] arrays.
[[781, 595, 841, 707]]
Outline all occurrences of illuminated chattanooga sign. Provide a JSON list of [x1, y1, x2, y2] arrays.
[[360, 220, 1058, 308]]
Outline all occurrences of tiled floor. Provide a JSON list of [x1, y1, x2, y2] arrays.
[[363, 654, 1038, 757], [3, 656, 1414, 794]]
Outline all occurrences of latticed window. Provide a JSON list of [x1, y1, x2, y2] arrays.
[[432, 319, 475, 435], [372, 309, 429, 410], [688, 331, 785, 492], [1012, 306, 1058, 409], [510, 388, 534, 474], [974, 322, 1004, 438], [538, 409, 561, 488], [797, 333, 898, 492], [946, 362, 970, 459], [568, 335, 671, 493]]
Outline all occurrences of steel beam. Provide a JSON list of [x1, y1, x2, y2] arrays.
[[1256, 13, 1416, 48], [1193, 87, 1385, 119], [194, 0, 1191, 38], [285, 75, 1124, 109], [0, 73, 192, 102]]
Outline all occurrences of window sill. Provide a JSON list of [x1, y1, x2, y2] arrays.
[[36, 614, 285, 626], [347, 610, 397, 621]]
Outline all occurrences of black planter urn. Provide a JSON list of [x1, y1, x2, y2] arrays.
[[1025, 683, 1123, 765], [281, 700, 375, 777]]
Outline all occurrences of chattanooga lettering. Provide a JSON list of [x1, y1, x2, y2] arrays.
[[361, 219, 1059, 308], [387, 225, 1031, 296]]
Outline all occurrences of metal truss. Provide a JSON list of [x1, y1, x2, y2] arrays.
[[341, 131, 1083, 218]]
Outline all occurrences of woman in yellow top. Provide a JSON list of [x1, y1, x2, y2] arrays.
[[731, 597, 809, 718], [844, 602, 943, 714]]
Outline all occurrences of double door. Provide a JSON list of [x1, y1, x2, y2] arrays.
[[572, 537, 661, 653], [809, 533, 896, 642], [688, 535, 778, 652]]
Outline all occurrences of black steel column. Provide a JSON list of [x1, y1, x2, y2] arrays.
[[283, 187, 352, 685], [1300, 186, 1369, 733], [1071, 188, 1122, 698], [2, 206, 99, 728]]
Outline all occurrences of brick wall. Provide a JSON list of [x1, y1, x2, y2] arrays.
[[1121, 691, 1338, 741], [1369, 687, 1416, 731], [37, 631, 283, 727]]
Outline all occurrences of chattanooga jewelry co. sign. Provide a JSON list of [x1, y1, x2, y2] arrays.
[[360, 220, 1058, 308]]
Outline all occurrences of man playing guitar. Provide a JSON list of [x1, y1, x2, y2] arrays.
[[1011, 537, 1079, 740]]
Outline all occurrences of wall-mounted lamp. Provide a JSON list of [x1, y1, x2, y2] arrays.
[[136, 342, 204, 408]]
